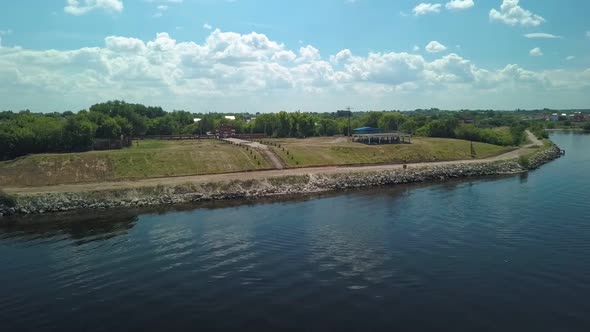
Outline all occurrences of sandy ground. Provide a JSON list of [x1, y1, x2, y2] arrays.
[[4, 132, 543, 195], [525, 130, 544, 147]]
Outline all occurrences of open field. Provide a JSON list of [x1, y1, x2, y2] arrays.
[[0, 140, 271, 187], [266, 137, 514, 167]]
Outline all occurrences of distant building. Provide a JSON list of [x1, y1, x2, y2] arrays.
[[216, 125, 236, 138], [549, 114, 559, 121], [224, 115, 236, 121], [462, 117, 475, 124], [573, 113, 585, 122]]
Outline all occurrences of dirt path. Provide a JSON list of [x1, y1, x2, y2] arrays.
[[525, 130, 544, 147], [224, 138, 285, 170], [4, 133, 543, 195]]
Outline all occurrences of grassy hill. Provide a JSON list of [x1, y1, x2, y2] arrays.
[[268, 137, 513, 167], [0, 140, 271, 187]]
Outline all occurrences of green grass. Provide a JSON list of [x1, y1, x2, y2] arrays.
[[269, 137, 512, 167], [0, 139, 271, 187]]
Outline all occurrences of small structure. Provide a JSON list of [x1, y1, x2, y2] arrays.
[[573, 113, 585, 122], [353, 127, 380, 135], [352, 131, 412, 145], [216, 125, 236, 138]]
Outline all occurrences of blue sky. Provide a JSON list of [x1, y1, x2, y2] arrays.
[[1, 0, 589, 112]]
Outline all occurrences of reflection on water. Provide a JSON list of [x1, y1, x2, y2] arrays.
[[0, 211, 138, 244], [1, 132, 590, 331]]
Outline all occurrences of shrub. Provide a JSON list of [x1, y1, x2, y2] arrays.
[[0, 190, 16, 207], [518, 155, 531, 169]]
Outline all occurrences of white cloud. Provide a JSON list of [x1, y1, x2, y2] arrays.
[[426, 53, 477, 83], [64, 0, 124, 15], [566, 56, 575, 61], [587, 31, 590, 38], [203, 23, 212, 30], [413, 3, 442, 16], [330, 49, 352, 64], [490, 0, 545, 27], [149, 0, 183, 18], [413, 45, 420, 52], [425, 41, 447, 53], [524, 33, 561, 39], [298, 45, 321, 62], [2, 29, 589, 112], [529, 47, 543, 56], [445, 0, 474, 11]]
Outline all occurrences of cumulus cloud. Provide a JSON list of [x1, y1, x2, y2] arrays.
[[203, 23, 212, 30], [425, 41, 447, 53], [566, 56, 575, 61], [298, 45, 321, 62], [529, 47, 543, 56], [445, 0, 474, 11], [413, 3, 442, 16], [489, 0, 545, 27], [64, 0, 124, 15], [524, 33, 561, 39], [1, 29, 589, 111]]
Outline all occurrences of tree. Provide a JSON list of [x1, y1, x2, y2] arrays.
[[361, 111, 382, 128], [62, 117, 96, 151], [400, 119, 418, 134], [378, 113, 404, 132]]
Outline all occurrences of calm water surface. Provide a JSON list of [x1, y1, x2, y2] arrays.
[[1, 132, 589, 331]]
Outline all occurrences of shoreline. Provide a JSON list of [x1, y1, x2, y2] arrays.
[[0, 143, 562, 217]]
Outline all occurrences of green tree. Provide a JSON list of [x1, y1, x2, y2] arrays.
[[378, 113, 404, 132]]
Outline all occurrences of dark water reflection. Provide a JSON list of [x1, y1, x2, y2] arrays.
[[1, 132, 590, 332]]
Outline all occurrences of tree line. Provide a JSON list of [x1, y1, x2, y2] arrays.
[[0, 100, 562, 160]]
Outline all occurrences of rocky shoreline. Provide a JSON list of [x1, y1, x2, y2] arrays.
[[0, 144, 562, 217]]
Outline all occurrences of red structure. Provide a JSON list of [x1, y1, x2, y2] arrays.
[[216, 125, 236, 138]]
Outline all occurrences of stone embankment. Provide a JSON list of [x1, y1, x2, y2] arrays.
[[0, 144, 562, 217]]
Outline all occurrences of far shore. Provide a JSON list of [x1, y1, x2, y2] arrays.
[[546, 128, 586, 131]]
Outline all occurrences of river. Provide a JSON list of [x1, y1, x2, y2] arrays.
[[1, 132, 589, 331]]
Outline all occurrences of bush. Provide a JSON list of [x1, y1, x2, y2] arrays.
[[518, 155, 530, 169], [0, 190, 16, 207]]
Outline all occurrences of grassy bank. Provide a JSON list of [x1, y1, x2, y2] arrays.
[[267, 137, 513, 167], [0, 140, 271, 187]]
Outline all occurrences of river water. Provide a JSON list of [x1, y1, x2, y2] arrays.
[[1, 132, 589, 331]]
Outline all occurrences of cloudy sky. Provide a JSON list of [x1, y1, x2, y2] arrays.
[[1, 0, 589, 112]]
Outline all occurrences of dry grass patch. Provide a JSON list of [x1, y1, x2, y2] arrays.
[[0, 140, 271, 187], [269, 137, 511, 167]]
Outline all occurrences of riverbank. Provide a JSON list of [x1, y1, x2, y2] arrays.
[[0, 142, 562, 217]]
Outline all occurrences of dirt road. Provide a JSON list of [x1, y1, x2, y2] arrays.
[[224, 138, 285, 170], [525, 130, 544, 147], [4, 132, 542, 195]]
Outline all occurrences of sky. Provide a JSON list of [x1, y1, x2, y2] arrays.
[[0, 0, 589, 113]]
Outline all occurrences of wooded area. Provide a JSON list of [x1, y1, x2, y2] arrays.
[[0, 100, 580, 160]]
